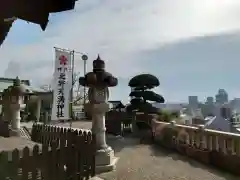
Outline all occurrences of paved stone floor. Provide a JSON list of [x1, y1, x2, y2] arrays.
[[98, 137, 239, 180], [0, 137, 41, 160], [0, 137, 40, 152]]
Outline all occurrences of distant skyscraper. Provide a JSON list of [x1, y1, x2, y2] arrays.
[[215, 89, 228, 105], [188, 96, 198, 110], [203, 96, 215, 116], [206, 97, 214, 105]]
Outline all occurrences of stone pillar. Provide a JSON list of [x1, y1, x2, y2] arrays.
[[29, 95, 41, 122], [9, 96, 22, 136], [132, 112, 139, 136], [35, 97, 41, 122], [11, 103, 21, 130], [44, 111, 49, 124], [92, 111, 107, 149]]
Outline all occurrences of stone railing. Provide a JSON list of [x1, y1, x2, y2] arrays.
[[151, 119, 240, 175]]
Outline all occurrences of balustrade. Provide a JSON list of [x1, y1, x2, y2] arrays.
[[152, 120, 240, 174], [152, 120, 240, 156]]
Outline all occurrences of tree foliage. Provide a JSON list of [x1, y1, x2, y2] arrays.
[[158, 110, 173, 122], [157, 109, 181, 122], [129, 90, 164, 103], [126, 74, 164, 114], [128, 74, 160, 89]]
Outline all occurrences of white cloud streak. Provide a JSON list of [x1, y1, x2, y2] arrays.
[[1, 0, 240, 86]]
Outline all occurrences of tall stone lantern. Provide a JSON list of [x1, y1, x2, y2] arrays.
[[79, 55, 118, 172], [8, 77, 26, 135]]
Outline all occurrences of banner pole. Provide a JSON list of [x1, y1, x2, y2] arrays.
[[83, 56, 87, 108], [70, 50, 75, 128]]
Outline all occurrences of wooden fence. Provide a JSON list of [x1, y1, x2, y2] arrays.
[[0, 124, 96, 180]]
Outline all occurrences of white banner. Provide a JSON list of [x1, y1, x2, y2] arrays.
[[51, 49, 73, 121]]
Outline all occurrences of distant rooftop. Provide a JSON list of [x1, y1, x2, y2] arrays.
[[109, 101, 125, 109], [0, 77, 47, 93]]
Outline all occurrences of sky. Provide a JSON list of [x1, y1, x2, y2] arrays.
[[1, 0, 240, 103]]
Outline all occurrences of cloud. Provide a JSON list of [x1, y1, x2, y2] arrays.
[[1, 0, 240, 101], [137, 32, 240, 102], [4, 60, 22, 78]]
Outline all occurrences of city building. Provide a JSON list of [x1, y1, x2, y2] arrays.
[[215, 89, 228, 105], [220, 103, 232, 119], [179, 108, 192, 125], [203, 104, 240, 133], [152, 103, 185, 112], [188, 96, 198, 110], [191, 108, 205, 125], [206, 97, 214, 104], [202, 96, 215, 117], [229, 98, 240, 113]]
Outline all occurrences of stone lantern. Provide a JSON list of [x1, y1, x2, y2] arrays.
[[79, 55, 118, 172], [8, 77, 26, 134]]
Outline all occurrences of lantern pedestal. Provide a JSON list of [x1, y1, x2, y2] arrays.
[[85, 102, 119, 173], [10, 103, 21, 136]]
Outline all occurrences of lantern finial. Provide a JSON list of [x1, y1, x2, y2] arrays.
[[13, 76, 21, 86]]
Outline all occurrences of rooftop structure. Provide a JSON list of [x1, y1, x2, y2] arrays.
[[109, 101, 125, 110], [188, 96, 198, 110], [0, 77, 47, 94]]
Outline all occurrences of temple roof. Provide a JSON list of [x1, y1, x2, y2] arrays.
[[1, 0, 77, 46], [0, 20, 14, 46]]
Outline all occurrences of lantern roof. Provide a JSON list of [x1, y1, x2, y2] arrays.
[[93, 54, 105, 72], [11, 77, 26, 95]]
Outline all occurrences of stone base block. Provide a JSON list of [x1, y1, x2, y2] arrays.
[[95, 146, 119, 174]]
